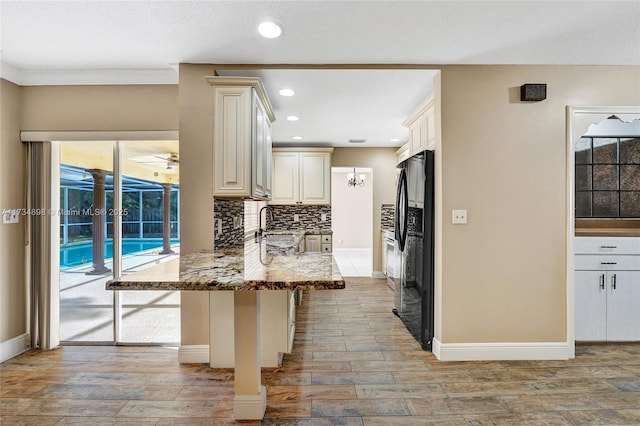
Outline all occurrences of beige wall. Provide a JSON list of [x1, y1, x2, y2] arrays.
[[9, 83, 178, 350], [178, 64, 216, 345], [21, 85, 178, 131], [0, 79, 27, 342], [437, 65, 640, 344], [332, 148, 398, 273]]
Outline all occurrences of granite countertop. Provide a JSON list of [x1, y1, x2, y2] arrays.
[[106, 239, 345, 292]]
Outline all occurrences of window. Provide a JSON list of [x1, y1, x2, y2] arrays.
[[576, 137, 640, 218]]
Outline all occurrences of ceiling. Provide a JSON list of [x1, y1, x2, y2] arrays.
[[2, 1, 638, 148]]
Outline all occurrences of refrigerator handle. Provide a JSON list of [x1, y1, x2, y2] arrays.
[[395, 168, 408, 251]]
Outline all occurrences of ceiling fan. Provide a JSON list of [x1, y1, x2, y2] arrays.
[[130, 152, 179, 170]]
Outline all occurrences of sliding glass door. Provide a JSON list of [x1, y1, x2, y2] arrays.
[[58, 140, 180, 344]]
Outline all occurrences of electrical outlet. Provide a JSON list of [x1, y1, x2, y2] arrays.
[[452, 209, 467, 224], [233, 216, 243, 229], [215, 218, 223, 236], [320, 213, 327, 222], [293, 214, 300, 222]]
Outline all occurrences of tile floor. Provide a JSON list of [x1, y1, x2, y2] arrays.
[[2, 277, 640, 425], [332, 248, 372, 277]]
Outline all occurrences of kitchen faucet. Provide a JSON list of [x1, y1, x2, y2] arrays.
[[257, 205, 275, 238]]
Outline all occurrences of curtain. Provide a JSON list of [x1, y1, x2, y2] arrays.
[[26, 141, 59, 350]]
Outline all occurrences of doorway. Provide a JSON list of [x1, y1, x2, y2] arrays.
[[331, 167, 373, 276], [567, 106, 640, 358]]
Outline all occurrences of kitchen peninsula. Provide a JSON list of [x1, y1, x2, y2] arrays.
[[106, 240, 345, 420]]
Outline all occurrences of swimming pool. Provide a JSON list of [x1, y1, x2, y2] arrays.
[[60, 238, 179, 269]]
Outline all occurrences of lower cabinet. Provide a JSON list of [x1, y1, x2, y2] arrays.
[[305, 235, 322, 252], [305, 234, 332, 253], [575, 237, 640, 341], [209, 290, 295, 367], [576, 271, 640, 341]]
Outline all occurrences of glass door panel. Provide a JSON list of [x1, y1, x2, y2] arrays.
[[118, 140, 180, 344], [59, 141, 115, 342]]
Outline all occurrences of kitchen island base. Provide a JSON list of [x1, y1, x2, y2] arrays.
[[106, 247, 344, 421], [233, 291, 267, 419]]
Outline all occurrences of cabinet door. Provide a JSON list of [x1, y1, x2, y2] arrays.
[[409, 115, 426, 155], [213, 87, 251, 196], [606, 271, 640, 341], [260, 290, 289, 367], [299, 152, 331, 204], [305, 235, 322, 252], [287, 290, 296, 353], [264, 117, 273, 199], [252, 91, 268, 199], [426, 103, 436, 149], [271, 152, 299, 204], [575, 271, 607, 341]]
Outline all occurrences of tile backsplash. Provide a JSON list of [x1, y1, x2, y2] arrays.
[[213, 200, 331, 249], [381, 204, 394, 230], [268, 204, 331, 231], [213, 198, 245, 249]]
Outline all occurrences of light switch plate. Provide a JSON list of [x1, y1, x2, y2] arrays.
[[320, 213, 327, 222], [2, 209, 19, 224], [452, 209, 467, 224], [294, 214, 300, 222]]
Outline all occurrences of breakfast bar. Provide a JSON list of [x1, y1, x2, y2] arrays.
[[106, 241, 344, 420]]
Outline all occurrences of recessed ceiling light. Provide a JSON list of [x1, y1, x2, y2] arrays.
[[348, 139, 367, 144], [279, 88, 295, 97], [258, 21, 282, 39], [390, 138, 400, 143], [286, 115, 299, 121], [292, 136, 303, 140]]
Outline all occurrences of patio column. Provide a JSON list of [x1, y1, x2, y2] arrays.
[[86, 169, 111, 275], [159, 183, 175, 255]]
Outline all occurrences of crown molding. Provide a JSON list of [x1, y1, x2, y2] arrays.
[[0, 63, 178, 86]]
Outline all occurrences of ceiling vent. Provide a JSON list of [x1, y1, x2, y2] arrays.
[[348, 139, 367, 144]]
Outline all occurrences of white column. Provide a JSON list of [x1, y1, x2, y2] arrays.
[[233, 291, 266, 420]]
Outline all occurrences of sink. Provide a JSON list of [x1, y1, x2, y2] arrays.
[[261, 232, 304, 255]]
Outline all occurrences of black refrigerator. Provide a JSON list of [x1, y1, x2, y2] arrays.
[[393, 150, 435, 351]]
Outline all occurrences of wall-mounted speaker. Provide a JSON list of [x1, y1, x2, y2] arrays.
[[520, 84, 547, 102]]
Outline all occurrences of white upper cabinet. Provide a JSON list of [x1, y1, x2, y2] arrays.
[[402, 94, 437, 157], [396, 93, 439, 165], [208, 76, 275, 200], [271, 148, 333, 205]]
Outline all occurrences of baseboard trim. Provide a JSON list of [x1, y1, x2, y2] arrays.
[[372, 271, 386, 279], [1, 333, 31, 363], [433, 338, 571, 361], [234, 386, 267, 420], [177, 345, 209, 364]]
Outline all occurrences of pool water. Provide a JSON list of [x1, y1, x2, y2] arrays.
[[60, 239, 179, 269]]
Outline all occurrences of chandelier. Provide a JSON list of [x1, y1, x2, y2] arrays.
[[347, 168, 365, 188]]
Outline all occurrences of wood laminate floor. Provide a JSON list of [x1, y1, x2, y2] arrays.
[[2, 277, 640, 425]]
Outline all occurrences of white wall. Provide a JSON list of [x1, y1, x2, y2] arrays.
[[331, 168, 373, 249]]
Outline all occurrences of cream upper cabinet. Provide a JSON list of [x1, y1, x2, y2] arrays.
[[402, 94, 437, 157], [271, 148, 333, 205], [208, 76, 275, 200]]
